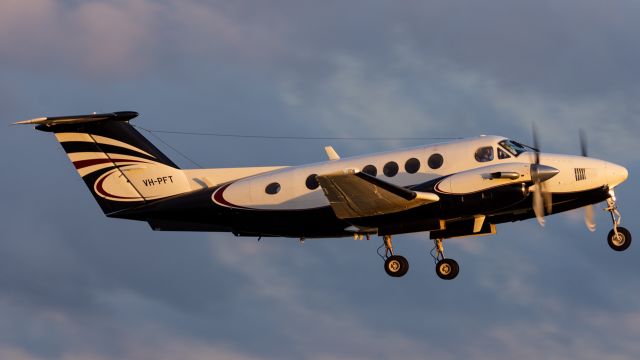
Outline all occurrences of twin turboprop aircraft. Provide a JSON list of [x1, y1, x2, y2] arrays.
[[16, 111, 631, 280]]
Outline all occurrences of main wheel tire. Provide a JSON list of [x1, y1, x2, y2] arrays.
[[398, 256, 409, 277], [436, 258, 459, 280], [384, 255, 409, 277], [608, 227, 632, 251]]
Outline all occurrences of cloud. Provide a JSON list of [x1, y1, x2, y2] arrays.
[[0, 0, 294, 79], [0, 299, 268, 360], [0, 346, 44, 360], [276, 48, 639, 162], [472, 311, 640, 360], [207, 236, 446, 360], [453, 71, 640, 161], [0, 0, 152, 75], [122, 340, 264, 360], [394, 0, 640, 98], [70, 1, 158, 74], [4, 0, 640, 98]]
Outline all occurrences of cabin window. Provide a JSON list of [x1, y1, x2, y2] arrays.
[[475, 146, 494, 162], [383, 161, 399, 177], [362, 164, 377, 176], [405, 158, 420, 174], [265, 182, 281, 195], [427, 153, 444, 169], [305, 174, 319, 190], [497, 147, 511, 159]]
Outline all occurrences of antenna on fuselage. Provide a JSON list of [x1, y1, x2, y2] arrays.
[[324, 146, 341, 161]]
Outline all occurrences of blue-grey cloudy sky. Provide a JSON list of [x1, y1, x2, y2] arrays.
[[2, 0, 640, 359]]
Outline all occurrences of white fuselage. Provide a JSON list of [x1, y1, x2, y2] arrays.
[[208, 135, 628, 211]]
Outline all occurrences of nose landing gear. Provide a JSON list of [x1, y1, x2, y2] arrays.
[[605, 190, 632, 251], [378, 235, 409, 277]]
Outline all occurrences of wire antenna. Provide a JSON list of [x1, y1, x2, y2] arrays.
[[134, 128, 461, 141], [135, 125, 204, 168]]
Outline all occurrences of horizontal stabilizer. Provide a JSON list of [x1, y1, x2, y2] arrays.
[[14, 111, 139, 127], [317, 169, 439, 219]]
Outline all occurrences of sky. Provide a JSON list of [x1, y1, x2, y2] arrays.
[[1, 0, 640, 359]]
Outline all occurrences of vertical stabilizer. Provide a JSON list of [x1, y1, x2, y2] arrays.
[[16, 112, 193, 215]]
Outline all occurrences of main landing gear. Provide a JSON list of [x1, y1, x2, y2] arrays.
[[377, 235, 460, 280], [378, 235, 409, 277], [431, 238, 459, 280], [605, 191, 632, 251]]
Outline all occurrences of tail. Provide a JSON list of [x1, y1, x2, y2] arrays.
[[15, 111, 193, 215]]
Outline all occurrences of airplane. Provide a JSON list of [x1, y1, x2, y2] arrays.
[[15, 111, 631, 280]]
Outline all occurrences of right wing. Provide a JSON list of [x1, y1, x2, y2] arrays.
[[316, 169, 439, 219]]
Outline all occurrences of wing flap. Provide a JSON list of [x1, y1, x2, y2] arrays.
[[316, 169, 439, 219]]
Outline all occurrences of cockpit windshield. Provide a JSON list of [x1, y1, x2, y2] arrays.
[[498, 139, 536, 157]]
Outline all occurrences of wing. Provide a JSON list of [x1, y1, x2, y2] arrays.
[[316, 169, 439, 219]]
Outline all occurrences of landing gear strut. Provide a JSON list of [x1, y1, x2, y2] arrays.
[[605, 190, 632, 251], [431, 238, 459, 280], [378, 235, 409, 277]]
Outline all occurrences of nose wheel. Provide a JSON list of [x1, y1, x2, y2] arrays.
[[608, 227, 632, 251], [431, 238, 459, 280], [605, 191, 632, 251], [378, 235, 409, 277]]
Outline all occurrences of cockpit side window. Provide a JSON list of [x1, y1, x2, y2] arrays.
[[475, 146, 494, 162], [499, 140, 532, 157], [497, 147, 511, 159]]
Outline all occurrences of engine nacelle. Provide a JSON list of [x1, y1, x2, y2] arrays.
[[434, 183, 529, 218], [435, 163, 532, 195]]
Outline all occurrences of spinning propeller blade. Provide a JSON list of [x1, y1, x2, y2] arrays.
[[533, 185, 545, 226], [585, 204, 596, 232], [530, 125, 557, 226], [579, 129, 588, 157], [580, 130, 596, 231], [532, 124, 540, 165]]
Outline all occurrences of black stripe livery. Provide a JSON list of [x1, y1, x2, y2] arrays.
[[38, 112, 177, 214]]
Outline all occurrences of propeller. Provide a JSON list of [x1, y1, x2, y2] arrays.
[[579, 129, 588, 158], [532, 186, 545, 226], [580, 129, 596, 232], [530, 125, 557, 226], [530, 127, 595, 230], [585, 203, 596, 232]]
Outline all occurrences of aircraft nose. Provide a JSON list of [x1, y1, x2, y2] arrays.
[[606, 162, 628, 187]]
